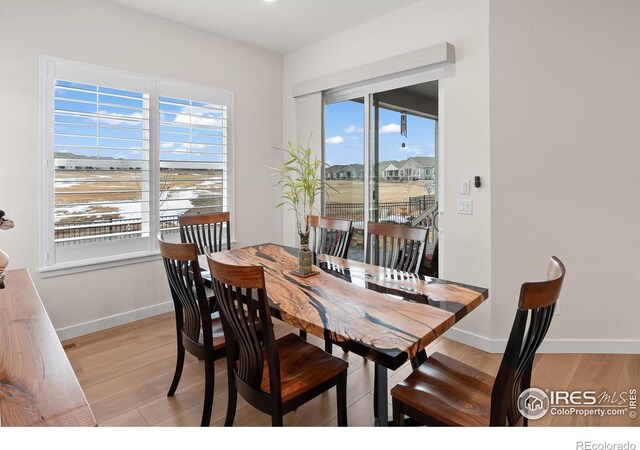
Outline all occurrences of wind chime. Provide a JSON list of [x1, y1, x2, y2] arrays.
[[400, 111, 408, 137], [400, 111, 408, 150]]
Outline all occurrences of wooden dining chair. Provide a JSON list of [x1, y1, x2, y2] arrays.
[[158, 235, 226, 427], [302, 215, 353, 349], [391, 256, 566, 427], [206, 256, 349, 426], [420, 239, 439, 278], [308, 215, 353, 259], [179, 211, 230, 255], [365, 222, 428, 274]]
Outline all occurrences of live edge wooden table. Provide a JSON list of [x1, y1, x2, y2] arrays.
[[0, 269, 96, 427], [203, 243, 488, 426]]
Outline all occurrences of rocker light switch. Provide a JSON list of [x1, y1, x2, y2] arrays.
[[457, 199, 473, 215], [459, 178, 470, 194]]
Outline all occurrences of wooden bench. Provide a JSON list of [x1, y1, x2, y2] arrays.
[[0, 269, 96, 426]]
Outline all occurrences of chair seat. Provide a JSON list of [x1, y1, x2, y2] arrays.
[[390, 352, 494, 426], [261, 333, 348, 402], [195, 313, 225, 351]]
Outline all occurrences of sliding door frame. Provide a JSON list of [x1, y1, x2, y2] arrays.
[[323, 67, 445, 273]]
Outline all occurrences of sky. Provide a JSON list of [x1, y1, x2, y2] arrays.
[[53, 80, 226, 164], [324, 99, 436, 166]]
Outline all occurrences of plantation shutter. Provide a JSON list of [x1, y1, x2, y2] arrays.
[[156, 83, 231, 235], [157, 96, 228, 233], [53, 80, 151, 247]]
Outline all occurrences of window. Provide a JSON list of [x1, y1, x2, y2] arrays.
[[40, 57, 233, 274]]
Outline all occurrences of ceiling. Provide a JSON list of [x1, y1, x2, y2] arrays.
[[104, 0, 420, 54]]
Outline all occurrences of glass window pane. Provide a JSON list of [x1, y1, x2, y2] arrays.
[[323, 98, 365, 261]]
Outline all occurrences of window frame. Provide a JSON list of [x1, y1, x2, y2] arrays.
[[38, 56, 235, 277]]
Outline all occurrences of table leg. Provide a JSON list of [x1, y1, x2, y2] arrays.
[[373, 363, 388, 427], [410, 349, 427, 369]]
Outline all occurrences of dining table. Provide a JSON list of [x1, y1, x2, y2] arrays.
[[201, 242, 488, 426]]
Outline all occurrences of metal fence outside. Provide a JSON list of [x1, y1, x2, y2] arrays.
[[54, 216, 180, 245], [325, 195, 435, 226], [54, 195, 435, 246]]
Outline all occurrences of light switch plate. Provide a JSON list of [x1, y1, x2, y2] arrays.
[[457, 199, 473, 215], [459, 178, 470, 194]]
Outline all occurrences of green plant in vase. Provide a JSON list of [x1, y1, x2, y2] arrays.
[[273, 137, 325, 276]]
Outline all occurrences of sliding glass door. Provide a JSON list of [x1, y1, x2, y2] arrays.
[[323, 78, 440, 262], [370, 87, 438, 246], [323, 97, 365, 260]]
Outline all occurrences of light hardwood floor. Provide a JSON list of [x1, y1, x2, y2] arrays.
[[63, 312, 639, 427]]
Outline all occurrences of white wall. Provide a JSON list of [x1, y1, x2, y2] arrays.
[[0, 0, 283, 339], [283, 0, 492, 341], [490, 0, 640, 351], [284, 0, 640, 353]]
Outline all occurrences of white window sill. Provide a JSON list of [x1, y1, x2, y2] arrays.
[[38, 240, 237, 278], [38, 251, 162, 278]]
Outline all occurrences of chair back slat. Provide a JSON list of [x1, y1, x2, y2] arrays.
[[179, 212, 231, 255], [490, 256, 566, 426], [365, 222, 428, 274], [158, 236, 211, 346], [308, 215, 353, 259], [207, 257, 280, 394]]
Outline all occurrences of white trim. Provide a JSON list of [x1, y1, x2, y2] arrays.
[[442, 327, 494, 352], [39, 251, 161, 278], [325, 67, 444, 105], [444, 327, 640, 355], [226, 91, 236, 244], [55, 300, 174, 341], [42, 55, 233, 104], [39, 57, 56, 271], [364, 94, 371, 243], [148, 79, 160, 251], [436, 78, 445, 277], [294, 42, 454, 98]]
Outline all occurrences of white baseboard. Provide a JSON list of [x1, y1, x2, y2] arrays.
[[444, 327, 640, 354], [443, 327, 496, 352], [55, 300, 174, 341], [55, 303, 640, 354]]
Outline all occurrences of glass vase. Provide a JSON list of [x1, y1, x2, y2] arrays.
[[298, 231, 312, 275]]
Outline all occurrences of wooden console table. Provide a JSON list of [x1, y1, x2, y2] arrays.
[[0, 269, 96, 426]]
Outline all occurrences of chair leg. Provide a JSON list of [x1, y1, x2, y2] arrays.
[[392, 400, 405, 426], [201, 359, 215, 427], [299, 330, 307, 341], [167, 342, 185, 396], [336, 372, 348, 427], [224, 368, 237, 427]]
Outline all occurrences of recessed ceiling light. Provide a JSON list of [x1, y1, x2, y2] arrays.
[[263, 0, 277, 2]]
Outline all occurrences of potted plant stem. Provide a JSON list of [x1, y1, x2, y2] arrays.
[[273, 137, 325, 276]]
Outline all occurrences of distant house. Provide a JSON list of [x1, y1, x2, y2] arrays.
[[325, 164, 364, 180], [325, 158, 434, 181], [398, 156, 435, 180], [378, 161, 400, 180], [54, 157, 134, 170]]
